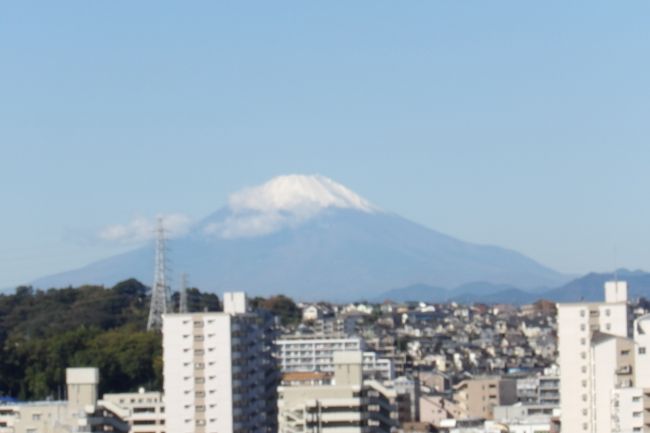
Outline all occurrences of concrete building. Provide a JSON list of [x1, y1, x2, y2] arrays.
[[163, 292, 279, 433], [452, 377, 517, 420], [102, 389, 165, 433], [536, 376, 559, 406], [557, 281, 630, 433], [391, 376, 421, 423], [0, 368, 129, 433], [277, 336, 394, 381], [302, 305, 324, 322], [278, 351, 398, 433], [558, 281, 650, 433], [610, 387, 650, 433], [419, 395, 462, 427], [493, 402, 558, 422]]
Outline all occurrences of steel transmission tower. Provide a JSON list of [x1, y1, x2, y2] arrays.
[[147, 218, 169, 331], [179, 273, 189, 313]]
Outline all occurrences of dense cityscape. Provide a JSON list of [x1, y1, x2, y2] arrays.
[[1, 277, 649, 432]]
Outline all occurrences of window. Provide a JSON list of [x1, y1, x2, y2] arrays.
[[580, 324, 586, 331], [605, 309, 611, 316], [580, 310, 586, 317], [606, 324, 611, 331], [32, 414, 41, 421], [639, 347, 646, 355]]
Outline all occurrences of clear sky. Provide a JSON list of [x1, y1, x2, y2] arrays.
[[1, 1, 649, 289]]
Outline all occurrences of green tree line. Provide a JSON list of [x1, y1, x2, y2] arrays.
[[0, 279, 219, 400]]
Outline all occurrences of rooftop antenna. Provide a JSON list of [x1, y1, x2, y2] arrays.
[[147, 218, 169, 331], [179, 273, 189, 313]]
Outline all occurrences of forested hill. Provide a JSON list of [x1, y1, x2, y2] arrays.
[[0, 279, 220, 400]]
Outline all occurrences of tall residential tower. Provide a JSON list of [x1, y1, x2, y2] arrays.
[[163, 292, 279, 433]]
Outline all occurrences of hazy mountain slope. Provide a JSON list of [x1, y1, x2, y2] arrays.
[[31, 175, 569, 301], [378, 270, 650, 305], [542, 269, 650, 302]]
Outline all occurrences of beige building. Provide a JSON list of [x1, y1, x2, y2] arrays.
[[102, 389, 165, 433], [278, 351, 398, 433], [452, 376, 517, 420], [0, 368, 129, 433], [419, 395, 462, 427]]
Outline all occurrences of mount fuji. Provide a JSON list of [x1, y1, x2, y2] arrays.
[[31, 175, 569, 300]]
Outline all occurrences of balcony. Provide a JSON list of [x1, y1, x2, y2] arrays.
[[616, 365, 632, 375]]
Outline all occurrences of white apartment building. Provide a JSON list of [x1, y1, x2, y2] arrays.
[[163, 292, 279, 433], [558, 281, 650, 433], [277, 337, 394, 381], [278, 351, 398, 433], [102, 389, 165, 433], [611, 387, 650, 433], [557, 281, 629, 433]]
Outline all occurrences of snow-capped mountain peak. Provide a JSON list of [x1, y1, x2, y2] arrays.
[[204, 175, 378, 239], [228, 174, 377, 214]]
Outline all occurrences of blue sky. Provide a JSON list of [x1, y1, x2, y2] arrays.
[[1, 1, 650, 288]]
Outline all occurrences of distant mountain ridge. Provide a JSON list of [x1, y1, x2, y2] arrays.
[[31, 175, 570, 301], [376, 269, 650, 304]]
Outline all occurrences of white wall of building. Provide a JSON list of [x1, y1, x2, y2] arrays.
[[557, 282, 629, 433], [277, 337, 393, 381]]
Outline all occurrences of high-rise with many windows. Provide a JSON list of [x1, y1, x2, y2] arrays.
[[163, 292, 279, 433], [558, 281, 650, 433]]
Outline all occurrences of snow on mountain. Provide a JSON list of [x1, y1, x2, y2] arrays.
[[203, 175, 377, 238]]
